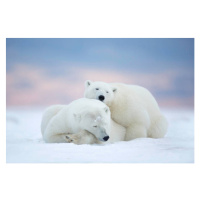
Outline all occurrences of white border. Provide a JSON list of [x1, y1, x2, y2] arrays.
[[1, 1, 199, 200]]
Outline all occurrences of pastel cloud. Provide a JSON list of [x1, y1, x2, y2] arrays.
[[6, 64, 193, 108], [7, 65, 84, 106]]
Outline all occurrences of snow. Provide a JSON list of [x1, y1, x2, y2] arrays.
[[6, 107, 194, 163]]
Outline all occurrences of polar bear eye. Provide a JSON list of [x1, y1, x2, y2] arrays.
[[106, 91, 109, 93], [93, 125, 97, 128], [96, 88, 99, 90]]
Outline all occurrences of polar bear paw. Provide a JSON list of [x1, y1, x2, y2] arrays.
[[65, 133, 81, 144], [65, 135, 74, 143]]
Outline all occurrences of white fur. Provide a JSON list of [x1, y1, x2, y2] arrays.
[[41, 98, 125, 144], [84, 80, 168, 140]]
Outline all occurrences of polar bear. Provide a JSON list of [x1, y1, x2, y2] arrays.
[[41, 98, 125, 144], [84, 80, 168, 141]]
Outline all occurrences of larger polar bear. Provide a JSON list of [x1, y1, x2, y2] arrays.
[[41, 98, 125, 144], [84, 80, 168, 140]]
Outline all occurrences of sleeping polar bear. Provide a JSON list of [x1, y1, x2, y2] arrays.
[[41, 98, 125, 144]]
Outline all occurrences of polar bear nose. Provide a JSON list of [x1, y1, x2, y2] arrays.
[[99, 95, 105, 101], [103, 136, 109, 141]]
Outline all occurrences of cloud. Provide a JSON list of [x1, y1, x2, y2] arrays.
[[6, 64, 194, 108], [6, 64, 82, 106]]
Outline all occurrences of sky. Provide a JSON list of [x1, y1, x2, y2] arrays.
[[6, 38, 194, 108]]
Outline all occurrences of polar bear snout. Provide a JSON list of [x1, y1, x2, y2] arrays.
[[98, 95, 105, 101], [97, 130, 110, 142], [103, 136, 109, 141]]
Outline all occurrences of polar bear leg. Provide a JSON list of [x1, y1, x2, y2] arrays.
[[47, 133, 71, 143], [41, 105, 64, 135], [125, 124, 147, 141], [43, 112, 71, 143], [148, 115, 168, 138]]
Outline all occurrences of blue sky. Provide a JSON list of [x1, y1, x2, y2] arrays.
[[6, 38, 194, 107], [6, 38, 194, 71]]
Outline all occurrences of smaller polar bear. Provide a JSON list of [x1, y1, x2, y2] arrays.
[[84, 80, 168, 140], [41, 98, 125, 144]]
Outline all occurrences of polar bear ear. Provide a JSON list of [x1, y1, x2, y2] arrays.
[[85, 80, 92, 88], [112, 87, 117, 92]]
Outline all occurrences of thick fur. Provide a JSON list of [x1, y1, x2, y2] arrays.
[[84, 81, 168, 140], [41, 98, 125, 144]]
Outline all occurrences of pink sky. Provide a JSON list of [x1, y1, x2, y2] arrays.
[[6, 64, 193, 108]]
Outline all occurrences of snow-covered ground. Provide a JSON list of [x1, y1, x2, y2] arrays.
[[6, 107, 194, 163]]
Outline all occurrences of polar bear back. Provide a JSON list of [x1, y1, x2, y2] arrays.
[[111, 83, 160, 111]]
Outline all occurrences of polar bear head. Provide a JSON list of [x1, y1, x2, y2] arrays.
[[74, 99, 111, 142], [84, 80, 117, 107]]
